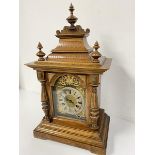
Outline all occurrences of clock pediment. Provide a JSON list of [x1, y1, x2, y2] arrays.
[[25, 2, 111, 70]]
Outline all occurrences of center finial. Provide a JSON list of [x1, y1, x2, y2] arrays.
[[66, 3, 78, 30], [69, 3, 74, 15]]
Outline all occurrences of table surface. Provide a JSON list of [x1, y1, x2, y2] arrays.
[[19, 89, 135, 155]]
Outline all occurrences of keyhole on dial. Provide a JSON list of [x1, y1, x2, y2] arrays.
[[76, 105, 79, 108]]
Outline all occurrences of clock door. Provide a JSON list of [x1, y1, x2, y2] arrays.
[[52, 74, 86, 120]]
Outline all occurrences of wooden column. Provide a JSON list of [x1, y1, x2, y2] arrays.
[[37, 71, 50, 122], [89, 75, 100, 130]]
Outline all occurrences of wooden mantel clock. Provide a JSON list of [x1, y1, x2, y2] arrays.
[[26, 4, 112, 155]]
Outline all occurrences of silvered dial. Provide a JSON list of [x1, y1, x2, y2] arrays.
[[57, 87, 84, 118]]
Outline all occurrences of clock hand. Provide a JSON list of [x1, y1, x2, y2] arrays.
[[66, 97, 74, 104], [69, 99, 74, 104]]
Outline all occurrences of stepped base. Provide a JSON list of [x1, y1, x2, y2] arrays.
[[33, 109, 110, 155]]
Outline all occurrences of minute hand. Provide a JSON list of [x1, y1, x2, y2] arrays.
[[66, 98, 74, 103]]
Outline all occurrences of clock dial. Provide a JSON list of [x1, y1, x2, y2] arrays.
[[53, 75, 86, 120], [57, 87, 84, 116]]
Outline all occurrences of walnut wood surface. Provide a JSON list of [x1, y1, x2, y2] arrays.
[[34, 109, 110, 155], [26, 58, 112, 74], [25, 3, 112, 155]]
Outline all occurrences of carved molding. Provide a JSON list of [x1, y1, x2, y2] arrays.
[[55, 25, 90, 39]]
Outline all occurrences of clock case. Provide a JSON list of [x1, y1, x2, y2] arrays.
[[26, 4, 112, 155]]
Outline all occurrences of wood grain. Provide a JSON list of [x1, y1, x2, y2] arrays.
[[25, 3, 112, 155], [34, 109, 109, 155]]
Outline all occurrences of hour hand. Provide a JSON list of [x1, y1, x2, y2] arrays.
[[66, 97, 74, 104]]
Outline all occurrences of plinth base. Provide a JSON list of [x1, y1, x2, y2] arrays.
[[33, 109, 110, 155]]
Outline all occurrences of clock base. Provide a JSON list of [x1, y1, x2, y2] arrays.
[[33, 109, 110, 155]]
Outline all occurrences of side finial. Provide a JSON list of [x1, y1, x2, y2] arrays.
[[66, 3, 78, 30], [91, 41, 102, 63], [36, 42, 45, 61]]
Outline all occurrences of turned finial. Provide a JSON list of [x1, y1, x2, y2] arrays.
[[91, 41, 102, 63], [66, 3, 78, 30], [69, 3, 74, 15], [36, 42, 45, 61], [93, 41, 100, 51]]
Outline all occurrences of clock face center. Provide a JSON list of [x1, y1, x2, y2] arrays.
[[60, 87, 84, 115], [65, 94, 76, 108], [54, 84, 85, 119]]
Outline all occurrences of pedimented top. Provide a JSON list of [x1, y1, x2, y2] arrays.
[[25, 4, 112, 74], [47, 4, 97, 63]]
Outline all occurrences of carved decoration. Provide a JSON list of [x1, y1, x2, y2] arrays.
[[48, 73, 86, 89], [57, 74, 80, 86], [41, 81, 49, 121], [56, 25, 90, 38], [37, 71, 50, 122], [90, 86, 99, 130], [89, 74, 100, 130]]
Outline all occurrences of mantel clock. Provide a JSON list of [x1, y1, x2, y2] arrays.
[[26, 4, 112, 155]]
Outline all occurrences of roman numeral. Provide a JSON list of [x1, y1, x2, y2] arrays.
[[64, 89, 70, 94]]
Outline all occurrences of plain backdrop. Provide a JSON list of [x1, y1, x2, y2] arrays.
[[3, 0, 155, 155], [20, 0, 135, 122]]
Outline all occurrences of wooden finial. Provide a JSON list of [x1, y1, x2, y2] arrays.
[[93, 41, 100, 51], [69, 3, 74, 15], [36, 42, 45, 61], [37, 42, 43, 50], [66, 3, 78, 30], [91, 41, 102, 63]]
